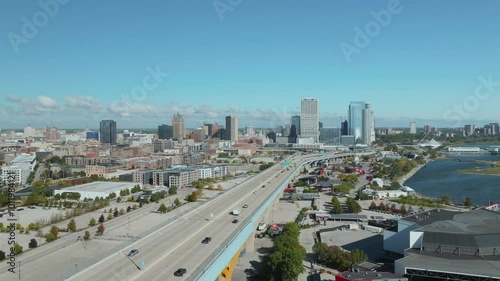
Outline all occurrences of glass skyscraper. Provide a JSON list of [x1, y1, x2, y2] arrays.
[[99, 120, 117, 145], [348, 101, 365, 142]]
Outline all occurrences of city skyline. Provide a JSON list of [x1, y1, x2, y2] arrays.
[[2, 1, 500, 129]]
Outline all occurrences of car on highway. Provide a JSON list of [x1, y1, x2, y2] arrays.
[[232, 219, 239, 223], [174, 268, 187, 277], [16, 208, 24, 211], [201, 237, 212, 244], [253, 191, 258, 194], [242, 204, 248, 208], [127, 249, 139, 257]]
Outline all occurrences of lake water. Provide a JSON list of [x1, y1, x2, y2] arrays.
[[404, 153, 500, 206]]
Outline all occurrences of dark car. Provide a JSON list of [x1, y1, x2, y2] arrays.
[[242, 204, 248, 208], [174, 268, 187, 277], [127, 249, 139, 257], [232, 219, 239, 223], [201, 237, 212, 244]]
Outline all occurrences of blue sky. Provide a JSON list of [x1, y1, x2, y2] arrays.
[[1, 0, 499, 129]]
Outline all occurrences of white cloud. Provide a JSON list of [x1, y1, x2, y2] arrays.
[[64, 94, 102, 112], [5, 94, 58, 115]]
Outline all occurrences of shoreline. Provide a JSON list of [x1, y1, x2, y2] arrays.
[[399, 160, 430, 186]]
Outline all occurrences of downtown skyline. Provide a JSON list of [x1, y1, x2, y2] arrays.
[[1, 0, 500, 129]]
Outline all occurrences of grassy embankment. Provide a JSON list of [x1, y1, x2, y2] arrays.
[[458, 160, 500, 176]]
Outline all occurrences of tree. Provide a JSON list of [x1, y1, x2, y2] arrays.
[[89, 217, 96, 226], [84, 230, 91, 241], [174, 198, 181, 207], [158, 203, 167, 213], [119, 208, 125, 215], [113, 209, 119, 217], [45, 233, 56, 242], [400, 204, 407, 215], [464, 197, 473, 208], [29, 238, 38, 249], [126, 206, 132, 212], [331, 196, 343, 214], [67, 219, 77, 232], [97, 223, 105, 234], [169, 186, 178, 195], [50, 225, 59, 237], [217, 184, 223, 191], [98, 214, 105, 223], [440, 194, 452, 205], [208, 184, 214, 190], [0, 251, 5, 261], [107, 213, 113, 220], [13, 243, 23, 255]]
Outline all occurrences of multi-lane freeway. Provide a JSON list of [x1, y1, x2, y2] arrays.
[[70, 152, 361, 281]]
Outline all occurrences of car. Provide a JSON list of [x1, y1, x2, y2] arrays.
[[262, 185, 265, 188], [201, 237, 212, 244], [127, 249, 139, 257], [253, 191, 258, 194], [232, 219, 239, 223], [174, 268, 187, 277], [28, 206, 36, 209], [242, 204, 248, 208], [16, 208, 24, 211]]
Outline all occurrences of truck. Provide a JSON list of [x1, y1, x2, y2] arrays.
[[232, 208, 241, 216]]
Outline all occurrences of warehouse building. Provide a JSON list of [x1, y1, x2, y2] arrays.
[[54, 181, 137, 200]]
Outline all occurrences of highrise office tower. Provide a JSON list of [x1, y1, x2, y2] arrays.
[[348, 101, 365, 142], [410, 122, 417, 134], [245, 126, 255, 136], [99, 120, 117, 145], [172, 113, 185, 140], [341, 120, 349, 136], [300, 98, 319, 142], [225, 115, 238, 141], [291, 115, 301, 135], [362, 102, 375, 145], [158, 124, 173, 139]]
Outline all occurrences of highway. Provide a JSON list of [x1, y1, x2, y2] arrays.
[[70, 153, 359, 281]]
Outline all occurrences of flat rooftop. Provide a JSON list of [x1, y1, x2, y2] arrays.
[[338, 271, 405, 280], [402, 208, 460, 226], [399, 249, 500, 279], [57, 181, 136, 193]]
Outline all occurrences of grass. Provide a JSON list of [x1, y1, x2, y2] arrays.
[[390, 195, 441, 208], [458, 167, 500, 176]]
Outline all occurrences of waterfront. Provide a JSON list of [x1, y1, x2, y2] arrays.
[[404, 154, 500, 206]]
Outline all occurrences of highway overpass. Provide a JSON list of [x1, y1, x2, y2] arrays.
[[65, 152, 371, 281]]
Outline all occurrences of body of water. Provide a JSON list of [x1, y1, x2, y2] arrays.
[[404, 153, 500, 206]]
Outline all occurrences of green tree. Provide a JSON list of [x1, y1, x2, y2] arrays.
[[174, 198, 181, 206], [89, 217, 97, 226], [126, 206, 132, 212], [67, 219, 77, 232], [440, 194, 452, 204], [0, 251, 6, 261], [158, 203, 167, 213], [98, 214, 105, 223], [119, 208, 125, 215], [29, 239, 38, 249], [217, 184, 223, 191], [13, 243, 23, 255], [107, 213, 113, 220], [45, 233, 56, 242], [331, 196, 343, 214], [169, 186, 178, 195]]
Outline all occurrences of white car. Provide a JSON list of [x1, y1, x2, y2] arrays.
[[253, 191, 258, 194]]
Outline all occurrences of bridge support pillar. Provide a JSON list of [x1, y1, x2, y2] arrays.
[[218, 246, 243, 281]]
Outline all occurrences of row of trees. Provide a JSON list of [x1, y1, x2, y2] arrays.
[[263, 222, 306, 281], [259, 163, 275, 171], [313, 243, 368, 271], [369, 201, 414, 215], [337, 174, 359, 183]]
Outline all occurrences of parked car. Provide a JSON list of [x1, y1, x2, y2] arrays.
[[174, 268, 187, 277], [232, 219, 239, 223], [16, 208, 24, 211], [127, 249, 139, 257], [201, 237, 212, 244]]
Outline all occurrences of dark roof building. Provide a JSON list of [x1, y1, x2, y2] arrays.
[[336, 272, 407, 281], [395, 208, 500, 281]]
